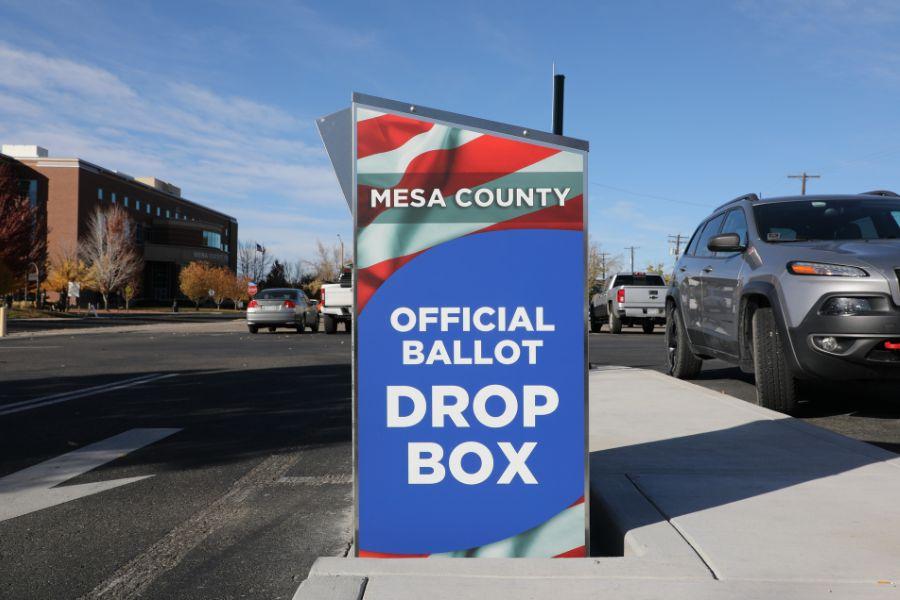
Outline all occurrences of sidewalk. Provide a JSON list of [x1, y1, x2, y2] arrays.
[[295, 367, 900, 599]]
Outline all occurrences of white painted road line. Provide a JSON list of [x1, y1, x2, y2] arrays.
[[0, 428, 181, 522], [0, 373, 178, 416]]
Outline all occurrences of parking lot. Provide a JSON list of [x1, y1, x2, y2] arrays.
[[0, 319, 897, 599]]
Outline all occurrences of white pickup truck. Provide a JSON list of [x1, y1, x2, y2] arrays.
[[319, 266, 353, 334], [590, 272, 667, 334]]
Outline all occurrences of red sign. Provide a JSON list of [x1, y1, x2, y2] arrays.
[[247, 282, 258, 297]]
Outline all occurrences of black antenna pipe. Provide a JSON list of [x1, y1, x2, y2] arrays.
[[552, 73, 565, 135]]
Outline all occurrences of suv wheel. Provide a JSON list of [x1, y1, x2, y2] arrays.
[[642, 321, 654, 334], [751, 307, 797, 413], [666, 304, 702, 378], [609, 305, 622, 334], [248, 325, 258, 334]]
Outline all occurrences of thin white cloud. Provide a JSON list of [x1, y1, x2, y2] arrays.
[[0, 41, 349, 261]]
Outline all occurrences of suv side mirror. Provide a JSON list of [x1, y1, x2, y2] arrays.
[[708, 232, 746, 253]]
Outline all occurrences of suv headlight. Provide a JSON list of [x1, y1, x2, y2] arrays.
[[820, 297, 873, 316], [788, 261, 868, 277]]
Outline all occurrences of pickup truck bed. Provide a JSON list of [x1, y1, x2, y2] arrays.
[[591, 273, 667, 334]]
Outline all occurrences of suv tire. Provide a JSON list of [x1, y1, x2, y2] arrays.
[[666, 304, 702, 379], [248, 325, 258, 334], [642, 321, 654, 334], [751, 307, 797, 413], [609, 305, 622, 334], [324, 314, 337, 334]]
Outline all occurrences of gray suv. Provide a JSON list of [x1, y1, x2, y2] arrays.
[[666, 190, 900, 413]]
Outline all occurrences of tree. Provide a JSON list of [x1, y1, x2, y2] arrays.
[[123, 277, 141, 311], [304, 239, 344, 282], [0, 160, 47, 290], [588, 239, 623, 295], [263, 260, 288, 288], [283, 260, 306, 288], [223, 271, 250, 310], [179, 261, 213, 310], [237, 240, 271, 283], [208, 266, 234, 310], [80, 206, 142, 310], [0, 262, 15, 296], [43, 245, 92, 311]]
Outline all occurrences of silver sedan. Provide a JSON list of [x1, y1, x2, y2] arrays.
[[246, 288, 320, 334]]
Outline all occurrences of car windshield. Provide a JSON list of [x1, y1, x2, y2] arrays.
[[754, 199, 900, 242], [257, 289, 298, 300], [614, 275, 665, 286]]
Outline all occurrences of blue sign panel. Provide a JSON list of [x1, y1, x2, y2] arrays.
[[353, 98, 587, 558]]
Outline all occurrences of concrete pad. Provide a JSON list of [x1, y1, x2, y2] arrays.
[[293, 575, 366, 600], [295, 367, 900, 598], [590, 368, 900, 583]]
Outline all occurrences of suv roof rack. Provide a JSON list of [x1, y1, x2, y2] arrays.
[[714, 193, 760, 213], [860, 190, 899, 197]]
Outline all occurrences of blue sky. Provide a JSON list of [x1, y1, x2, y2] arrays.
[[2, 0, 900, 270]]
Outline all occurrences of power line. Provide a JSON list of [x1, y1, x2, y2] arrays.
[[787, 172, 820, 195], [589, 182, 713, 208]]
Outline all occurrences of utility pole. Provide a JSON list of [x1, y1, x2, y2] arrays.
[[598, 252, 610, 281], [668, 234, 686, 258], [624, 246, 639, 273], [787, 172, 820, 195]]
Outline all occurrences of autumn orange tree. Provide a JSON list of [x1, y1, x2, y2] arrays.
[[223, 270, 250, 310], [44, 245, 92, 310], [208, 266, 232, 310], [179, 261, 213, 309]]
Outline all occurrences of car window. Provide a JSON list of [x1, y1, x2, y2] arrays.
[[257, 289, 298, 300], [613, 274, 665, 286], [755, 199, 900, 241], [721, 208, 749, 247], [694, 213, 726, 258], [684, 224, 703, 256]]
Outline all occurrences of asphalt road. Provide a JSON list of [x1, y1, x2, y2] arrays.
[[0, 320, 353, 600], [1, 318, 896, 600], [588, 326, 900, 454]]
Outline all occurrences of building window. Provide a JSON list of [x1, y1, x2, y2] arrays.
[[166, 209, 171, 218], [146, 203, 151, 214], [156, 207, 161, 217], [98, 188, 103, 200], [202, 230, 222, 250], [136, 226, 144, 244], [136, 200, 141, 211], [124, 196, 129, 208], [111, 192, 117, 204]]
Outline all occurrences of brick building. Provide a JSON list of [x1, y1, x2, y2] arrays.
[[2, 145, 237, 303]]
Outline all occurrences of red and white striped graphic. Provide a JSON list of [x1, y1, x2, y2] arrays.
[[355, 107, 584, 313]]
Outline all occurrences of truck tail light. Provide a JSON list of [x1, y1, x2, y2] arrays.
[[283, 300, 296, 309], [616, 289, 625, 303], [247, 300, 258, 309], [320, 287, 326, 307]]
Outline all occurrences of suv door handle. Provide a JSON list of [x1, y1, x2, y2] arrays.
[[702, 266, 714, 273]]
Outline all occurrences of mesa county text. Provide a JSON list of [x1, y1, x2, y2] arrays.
[[370, 187, 573, 208]]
